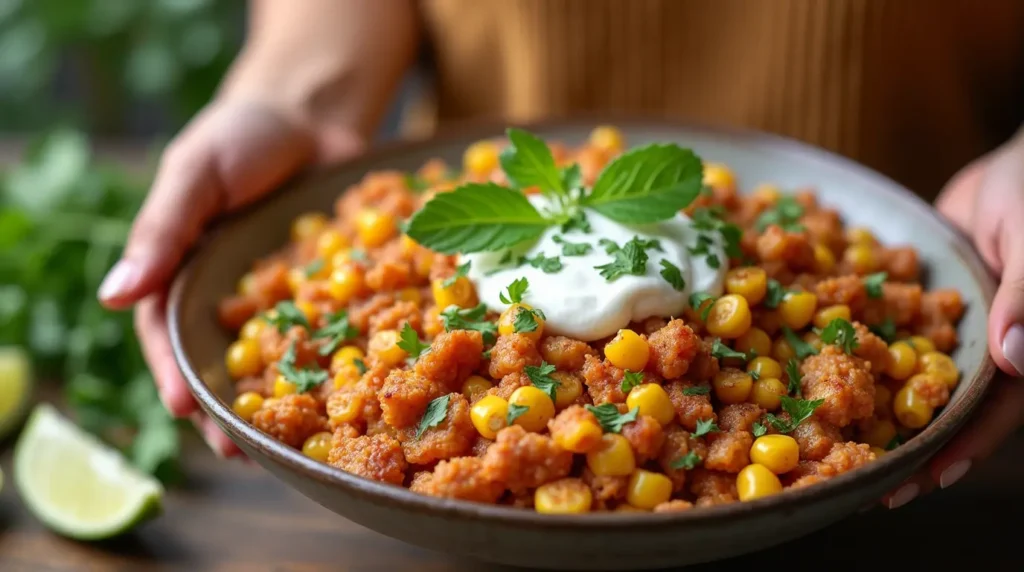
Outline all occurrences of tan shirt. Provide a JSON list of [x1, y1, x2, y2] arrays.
[[414, 0, 1024, 199]]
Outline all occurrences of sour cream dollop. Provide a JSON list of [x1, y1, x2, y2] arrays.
[[464, 196, 727, 341]]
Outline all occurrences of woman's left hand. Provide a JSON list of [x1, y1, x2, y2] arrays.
[[883, 127, 1024, 509]]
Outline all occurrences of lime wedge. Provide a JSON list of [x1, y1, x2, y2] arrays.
[[0, 346, 33, 438], [14, 404, 164, 540]]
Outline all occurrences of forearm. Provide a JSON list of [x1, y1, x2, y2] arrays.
[[221, 0, 419, 139]]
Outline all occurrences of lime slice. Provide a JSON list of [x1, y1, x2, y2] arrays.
[[0, 346, 33, 438], [14, 404, 164, 540]]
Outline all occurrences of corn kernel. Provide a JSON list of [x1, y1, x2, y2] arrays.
[[552, 418, 603, 453], [534, 478, 593, 514], [232, 391, 264, 422], [752, 183, 781, 204], [508, 386, 556, 433], [626, 469, 673, 509], [886, 341, 918, 381], [396, 287, 423, 305], [725, 267, 768, 305], [226, 339, 263, 379], [604, 329, 650, 371], [908, 336, 936, 354], [846, 227, 877, 247], [328, 264, 365, 304], [463, 140, 500, 175], [626, 384, 675, 426], [735, 327, 772, 359], [327, 391, 364, 425], [843, 244, 877, 275], [778, 291, 817, 330], [917, 351, 960, 388], [893, 386, 933, 429], [586, 434, 636, 477], [772, 337, 796, 362], [589, 126, 625, 153], [273, 375, 297, 397], [713, 369, 753, 405], [813, 243, 836, 274], [749, 434, 800, 474], [237, 272, 256, 296], [316, 228, 349, 260], [747, 356, 783, 380], [750, 377, 786, 411], [813, 305, 852, 330], [736, 463, 783, 501], [552, 371, 583, 409], [432, 276, 478, 309], [470, 395, 509, 439], [291, 212, 327, 243], [367, 329, 407, 368], [295, 300, 318, 325], [461, 375, 493, 402], [498, 303, 545, 341], [859, 418, 897, 449], [705, 294, 753, 339], [869, 446, 887, 457], [703, 163, 736, 191], [301, 431, 333, 462], [239, 317, 267, 341], [332, 364, 362, 389], [356, 209, 397, 247], [331, 346, 365, 371]]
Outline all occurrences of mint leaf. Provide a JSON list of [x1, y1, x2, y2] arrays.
[[584, 144, 703, 223], [595, 236, 650, 281], [525, 362, 559, 402], [499, 277, 529, 304], [864, 272, 887, 299], [522, 252, 563, 273], [782, 326, 819, 359], [416, 395, 450, 438], [585, 404, 639, 433], [278, 341, 330, 393], [552, 235, 592, 256], [752, 422, 767, 437], [764, 279, 787, 309], [560, 163, 582, 192], [688, 292, 717, 321], [265, 301, 310, 333], [397, 323, 430, 361], [507, 403, 530, 425], [682, 385, 710, 396], [659, 260, 686, 291], [404, 183, 551, 254], [440, 304, 498, 345], [755, 196, 805, 232], [442, 261, 471, 288], [785, 358, 802, 397], [693, 418, 719, 437], [313, 310, 360, 356], [671, 450, 702, 470], [620, 370, 644, 393], [818, 318, 859, 354], [499, 128, 565, 197]]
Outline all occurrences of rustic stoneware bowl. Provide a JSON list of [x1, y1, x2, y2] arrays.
[[169, 119, 996, 570]]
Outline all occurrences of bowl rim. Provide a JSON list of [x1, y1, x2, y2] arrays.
[[168, 115, 997, 529]]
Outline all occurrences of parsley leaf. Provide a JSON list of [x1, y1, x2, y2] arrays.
[[688, 292, 717, 321], [885, 434, 904, 451], [762, 396, 823, 433], [278, 342, 330, 393], [440, 304, 498, 345], [752, 422, 767, 437], [552, 235, 592, 256], [560, 210, 591, 233], [523, 252, 563, 273], [313, 310, 360, 356], [763, 279, 787, 309], [755, 195, 805, 232], [349, 248, 368, 262], [353, 358, 368, 375], [500, 277, 530, 304], [692, 207, 743, 259], [585, 404, 639, 433], [785, 358, 802, 397], [659, 259, 686, 291], [397, 323, 430, 361], [499, 128, 567, 197], [404, 183, 551, 254], [818, 318, 859, 354], [781, 326, 819, 359], [598, 238, 620, 254], [711, 338, 749, 361], [595, 236, 650, 281], [265, 301, 311, 333], [671, 450, 702, 470], [864, 272, 887, 299], [403, 173, 432, 193], [620, 370, 644, 393], [303, 258, 325, 278], [749, 369, 761, 380], [560, 163, 582, 192], [682, 385, 711, 396], [513, 306, 546, 334], [442, 261, 471, 288], [583, 144, 703, 223], [416, 395, 450, 438], [693, 418, 719, 437], [507, 403, 529, 426], [525, 362, 560, 402], [870, 318, 897, 343]]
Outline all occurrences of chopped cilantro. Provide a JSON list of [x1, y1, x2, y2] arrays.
[[598, 238, 620, 254], [552, 235, 593, 256], [278, 341, 329, 393], [595, 236, 651, 281], [440, 304, 498, 345], [785, 358, 802, 397], [397, 323, 430, 361], [749, 369, 760, 381], [620, 370, 644, 393], [691, 206, 744, 259], [416, 395, 450, 438], [265, 301, 311, 333], [755, 195, 805, 232], [313, 310, 360, 356], [303, 258, 325, 278], [781, 326, 819, 359], [442, 261, 471, 288], [506, 403, 529, 426], [512, 306, 546, 334], [353, 358, 368, 375], [349, 248, 368, 262], [500, 277, 530, 304], [403, 173, 432, 193], [870, 318, 897, 343], [752, 422, 767, 437], [885, 434, 904, 451], [762, 396, 823, 433], [711, 338, 749, 361], [671, 450, 702, 470], [818, 318, 859, 354], [763, 279, 787, 309], [659, 260, 686, 291], [585, 404, 639, 433], [693, 418, 719, 437], [560, 210, 592, 233], [523, 252, 563, 273], [525, 362, 560, 402], [688, 292, 717, 321], [634, 237, 664, 252], [864, 272, 887, 299], [682, 385, 711, 396]]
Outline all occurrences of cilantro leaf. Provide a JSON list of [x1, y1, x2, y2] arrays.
[[552, 235, 593, 256], [781, 326, 819, 359], [499, 128, 566, 197], [416, 395, 450, 438], [560, 210, 591, 233], [620, 370, 644, 393], [560, 163, 582, 192], [785, 358, 802, 397], [711, 338, 749, 361], [440, 304, 498, 345], [442, 261, 471, 288], [523, 252, 563, 273], [752, 422, 767, 437], [525, 362, 560, 402], [512, 306, 546, 334], [682, 385, 711, 396], [265, 301, 310, 333], [864, 272, 887, 299], [693, 418, 719, 437], [870, 318, 897, 343], [598, 238, 620, 254], [585, 404, 639, 433], [349, 248, 368, 262], [353, 358, 368, 375], [659, 259, 686, 291], [755, 195, 805, 232], [749, 369, 761, 380], [404, 183, 551, 254], [762, 396, 823, 433], [818, 318, 859, 354], [671, 450, 702, 470], [397, 323, 430, 361], [499, 277, 529, 304], [583, 144, 703, 223], [313, 310, 360, 356], [885, 434, 904, 451], [278, 341, 330, 393], [691, 207, 743, 259], [595, 236, 650, 281], [763, 279, 787, 309], [303, 258, 325, 278], [403, 173, 432, 193], [507, 403, 530, 426], [688, 292, 717, 321]]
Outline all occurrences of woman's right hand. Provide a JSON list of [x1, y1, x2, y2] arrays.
[[98, 98, 364, 456]]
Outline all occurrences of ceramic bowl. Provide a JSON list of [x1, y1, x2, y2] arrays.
[[169, 119, 996, 570]]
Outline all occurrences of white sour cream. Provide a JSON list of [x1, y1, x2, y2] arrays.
[[464, 196, 728, 341]]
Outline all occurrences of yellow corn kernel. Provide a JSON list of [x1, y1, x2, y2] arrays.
[[874, 384, 893, 417], [703, 163, 736, 191], [534, 478, 593, 514], [239, 317, 267, 341], [327, 391, 364, 425], [869, 446, 887, 457], [859, 418, 897, 449], [589, 125, 625, 153], [705, 294, 753, 339], [752, 183, 782, 205], [301, 431, 333, 463], [463, 140, 500, 175], [803, 331, 824, 353], [331, 345, 365, 371], [893, 386, 933, 429], [917, 351, 960, 388], [713, 369, 753, 405], [813, 243, 836, 274], [498, 303, 545, 341], [772, 337, 796, 363], [552, 371, 583, 409], [237, 272, 256, 296], [736, 463, 783, 502], [626, 469, 674, 510], [367, 329, 407, 368], [295, 301, 319, 325], [225, 339, 263, 379], [812, 305, 852, 330], [327, 264, 364, 304], [431, 276, 478, 310], [886, 341, 918, 381], [626, 383, 675, 426], [843, 244, 877, 275], [396, 287, 423, 305], [735, 327, 772, 360], [908, 336, 936, 355], [316, 228, 349, 260], [470, 395, 509, 440], [232, 391, 264, 422], [285, 267, 307, 295], [725, 267, 768, 306], [508, 386, 556, 433], [747, 356, 783, 380], [846, 227, 878, 247], [553, 418, 603, 453], [273, 375, 297, 397], [604, 329, 650, 371], [329, 248, 355, 270], [778, 291, 818, 330], [291, 212, 327, 243], [749, 434, 800, 474], [586, 433, 636, 477], [461, 375, 493, 402], [749, 377, 786, 411], [332, 364, 362, 389], [356, 208, 397, 247]]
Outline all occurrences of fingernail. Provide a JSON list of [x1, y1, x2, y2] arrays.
[[886, 483, 919, 509], [1002, 324, 1024, 376], [939, 459, 972, 489], [98, 259, 137, 301]]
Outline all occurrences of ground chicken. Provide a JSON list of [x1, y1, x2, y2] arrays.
[[622, 415, 666, 463], [488, 334, 542, 379], [666, 381, 716, 431], [488, 372, 531, 400], [327, 432, 407, 485], [646, 319, 701, 379], [539, 336, 596, 371], [815, 275, 868, 313], [409, 457, 504, 503], [378, 369, 442, 429], [482, 425, 573, 493], [397, 393, 475, 464], [654, 499, 695, 513], [367, 300, 421, 336], [704, 430, 753, 473], [689, 468, 738, 502], [580, 354, 628, 404], [414, 330, 484, 391], [907, 373, 951, 407], [718, 403, 765, 432], [850, 321, 890, 374], [581, 467, 628, 509], [821, 442, 876, 474], [792, 418, 844, 461], [657, 427, 708, 491], [251, 394, 325, 448], [548, 405, 603, 453], [800, 346, 875, 427], [686, 338, 721, 382]]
